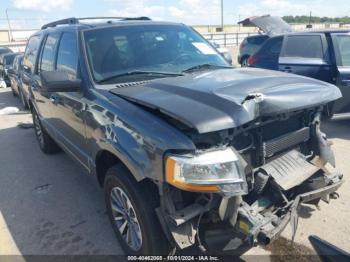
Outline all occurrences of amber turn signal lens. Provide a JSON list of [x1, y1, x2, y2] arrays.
[[165, 158, 220, 193]]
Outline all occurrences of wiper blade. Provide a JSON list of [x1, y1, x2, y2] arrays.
[[96, 70, 183, 83], [182, 64, 232, 73]]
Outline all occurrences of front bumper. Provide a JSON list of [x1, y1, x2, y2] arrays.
[[208, 172, 344, 253], [157, 151, 343, 253], [255, 177, 343, 246]]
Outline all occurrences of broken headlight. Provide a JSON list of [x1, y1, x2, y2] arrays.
[[165, 148, 248, 195]]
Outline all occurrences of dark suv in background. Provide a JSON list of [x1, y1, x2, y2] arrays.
[[237, 15, 292, 66], [0, 52, 20, 87], [24, 17, 343, 255], [248, 30, 350, 115], [8, 54, 27, 107]]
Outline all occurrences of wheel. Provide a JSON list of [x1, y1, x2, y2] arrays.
[[19, 88, 29, 109], [11, 86, 17, 97], [32, 109, 61, 154], [241, 56, 249, 67], [104, 164, 170, 255]]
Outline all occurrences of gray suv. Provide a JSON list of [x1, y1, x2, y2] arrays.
[[25, 17, 343, 255]]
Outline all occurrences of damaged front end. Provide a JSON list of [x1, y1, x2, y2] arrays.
[[157, 110, 343, 254]]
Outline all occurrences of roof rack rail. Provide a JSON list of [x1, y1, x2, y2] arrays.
[[41, 18, 78, 29], [41, 16, 151, 29]]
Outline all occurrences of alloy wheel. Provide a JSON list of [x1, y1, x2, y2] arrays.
[[110, 187, 143, 251]]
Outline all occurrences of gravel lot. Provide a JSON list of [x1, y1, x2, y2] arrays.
[[0, 88, 349, 260]]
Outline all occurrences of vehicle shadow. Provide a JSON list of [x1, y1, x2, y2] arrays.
[[0, 114, 122, 255], [263, 236, 320, 262], [0, 88, 22, 110], [297, 204, 316, 219], [322, 119, 350, 140]]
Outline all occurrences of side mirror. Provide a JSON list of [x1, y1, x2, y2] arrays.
[[41, 71, 81, 93]]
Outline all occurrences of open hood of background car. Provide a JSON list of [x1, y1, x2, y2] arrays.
[[238, 15, 292, 37], [110, 68, 341, 134]]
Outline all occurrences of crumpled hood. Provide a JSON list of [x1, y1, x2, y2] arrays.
[[110, 68, 342, 134]]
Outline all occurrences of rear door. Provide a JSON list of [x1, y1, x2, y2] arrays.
[[330, 32, 350, 113], [278, 34, 333, 83]]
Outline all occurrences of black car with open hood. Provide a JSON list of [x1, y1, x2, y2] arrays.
[[27, 17, 344, 256]]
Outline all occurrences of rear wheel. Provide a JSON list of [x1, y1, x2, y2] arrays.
[[32, 109, 60, 154], [19, 88, 29, 109], [104, 164, 170, 255]]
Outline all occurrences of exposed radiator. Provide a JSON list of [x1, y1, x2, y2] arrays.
[[263, 127, 310, 158]]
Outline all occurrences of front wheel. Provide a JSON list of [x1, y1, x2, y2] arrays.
[[104, 164, 170, 255]]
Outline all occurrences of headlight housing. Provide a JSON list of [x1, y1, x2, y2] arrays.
[[165, 147, 248, 195]]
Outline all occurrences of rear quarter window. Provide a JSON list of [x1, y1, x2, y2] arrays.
[[281, 35, 325, 59]]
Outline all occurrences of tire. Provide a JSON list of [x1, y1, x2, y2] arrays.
[[241, 56, 249, 67], [11, 87, 17, 97], [19, 88, 29, 110], [32, 109, 61, 154], [104, 164, 170, 255]]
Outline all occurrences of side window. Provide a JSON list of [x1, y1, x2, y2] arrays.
[[39, 33, 60, 72], [268, 37, 283, 55], [56, 32, 78, 79], [23, 35, 41, 74], [282, 35, 324, 59], [248, 35, 268, 45], [259, 37, 283, 55], [332, 34, 350, 66]]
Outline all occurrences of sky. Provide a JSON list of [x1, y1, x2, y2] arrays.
[[1, 0, 350, 29]]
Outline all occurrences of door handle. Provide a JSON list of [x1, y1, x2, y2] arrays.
[[341, 79, 350, 86], [280, 66, 292, 73]]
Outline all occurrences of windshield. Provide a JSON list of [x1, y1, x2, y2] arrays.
[[83, 24, 229, 83], [333, 34, 350, 66]]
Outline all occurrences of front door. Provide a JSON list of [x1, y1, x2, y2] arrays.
[[47, 31, 89, 169], [331, 33, 350, 114], [278, 34, 333, 83]]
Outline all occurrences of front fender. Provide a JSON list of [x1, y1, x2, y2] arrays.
[[86, 92, 196, 182]]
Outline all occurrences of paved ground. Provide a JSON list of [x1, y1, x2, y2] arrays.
[[0, 88, 349, 260]]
